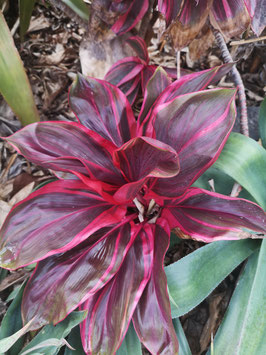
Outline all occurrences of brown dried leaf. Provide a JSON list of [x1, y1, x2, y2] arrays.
[[9, 181, 34, 206], [0, 200, 11, 228], [164, 0, 212, 51], [28, 14, 51, 33], [189, 26, 215, 61], [0, 270, 29, 292], [45, 43, 65, 65]]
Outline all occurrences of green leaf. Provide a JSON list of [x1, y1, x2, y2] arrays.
[[0, 267, 8, 282], [32, 178, 58, 192], [214, 132, 266, 209], [168, 232, 182, 251], [0, 10, 39, 125], [0, 319, 35, 354], [194, 165, 257, 203], [20, 338, 74, 355], [6, 286, 21, 303], [0, 282, 26, 355], [116, 322, 142, 355], [173, 318, 192, 355], [193, 166, 234, 195], [19, 311, 87, 355], [165, 239, 259, 318], [62, 0, 90, 21], [64, 326, 85, 355], [259, 97, 266, 149], [209, 239, 266, 355], [19, 0, 36, 41]]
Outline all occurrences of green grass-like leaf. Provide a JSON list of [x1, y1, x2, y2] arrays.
[[19, 0, 36, 41], [208, 239, 266, 354], [166, 239, 259, 318], [0, 10, 39, 125]]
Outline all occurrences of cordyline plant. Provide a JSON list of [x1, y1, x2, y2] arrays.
[[1, 66, 266, 354], [159, 0, 266, 50], [105, 35, 178, 104]]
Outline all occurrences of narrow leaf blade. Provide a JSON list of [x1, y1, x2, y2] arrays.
[[259, 97, 266, 149], [0, 319, 34, 353], [214, 132, 266, 209], [0, 283, 26, 355], [61, 0, 90, 21], [0, 11, 39, 125], [210, 239, 266, 354], [19, 0, 36, 41], [19, 311, 87, 355], [116, 322, 142, 355], [165, 239, 259, 318], [172, 318, 192, 355]]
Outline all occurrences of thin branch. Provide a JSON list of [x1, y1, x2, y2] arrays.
[[212, 28, 249, 136], [230, 35, 266, 46], [176, 50, 181, 80]]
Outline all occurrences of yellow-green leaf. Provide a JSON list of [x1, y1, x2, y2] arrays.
[[19, 0, 36, 41], [0, 10, 39, 126]]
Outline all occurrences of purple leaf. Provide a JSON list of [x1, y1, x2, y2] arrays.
[[126, 36, 149, 63], [138, 67, 172, 129], [123, 77, 141, 105], [139, 64, 234, 135], [104, 57, 144, 105], [22, 221, 137, 329], [147, 88, 237, 198], [6, 122, 124, 185], [104, 57, 144, 87], [0, 180, 126, 269], [80, 225, 153, 354], [211, 0, 250, 38], [158, 0, 184, 25], [114, 136, 180, 181], [141, 65, 158, 93], [152, 63, 234, 105], [133, 222, 179, 354], [112, 0, 149, 34], [113, 136, 180, 202], [69, 74, 137, 146], [163, 188, 266, 242], [244, 0, 266, 35]]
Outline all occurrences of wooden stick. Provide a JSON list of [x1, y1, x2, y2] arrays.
[[230, 35, 266, 46]]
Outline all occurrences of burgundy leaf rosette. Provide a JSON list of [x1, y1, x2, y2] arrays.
[[0, 66, 265, 354]]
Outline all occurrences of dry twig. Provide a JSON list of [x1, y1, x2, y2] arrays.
[[212, 28, 249, 137]]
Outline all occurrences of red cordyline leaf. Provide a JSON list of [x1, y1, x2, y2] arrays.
[[80, 224, 153, 354], [22, 220, 138, 330], [244, 0, 266, 35], [111, 0, 149, 34], [69, 74, 137, 147], [162, 188, 266, 242], [133, 220, 179, 354], [1, 70, 266, 355], [105, 36, 181, 105], [144, 88, 237, 199], [0, 180, 126, 270], [210, 0, 251, 39]]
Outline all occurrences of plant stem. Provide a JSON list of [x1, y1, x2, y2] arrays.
[[176, 50, 181, 80], [212, 28, 249, 136]]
